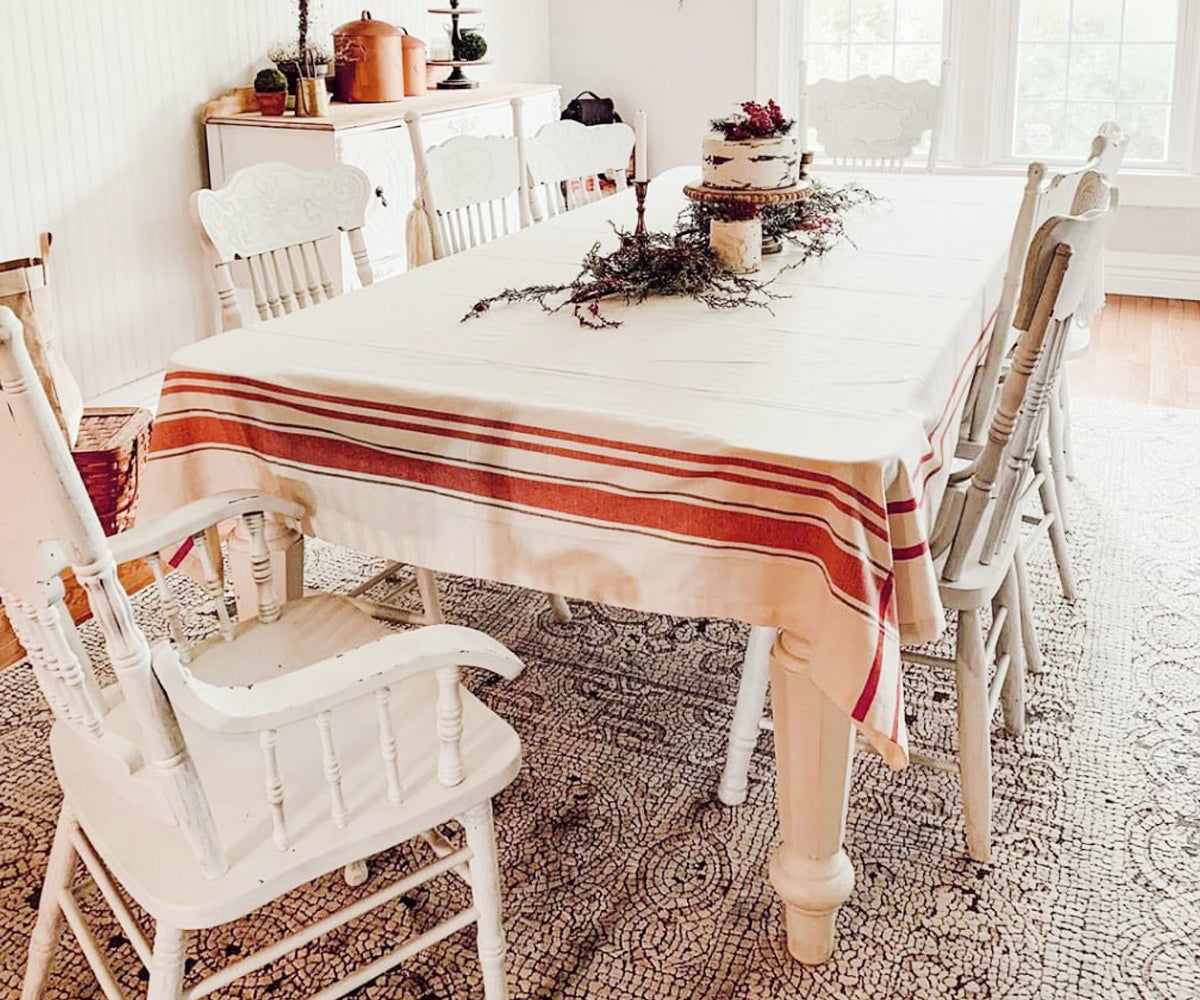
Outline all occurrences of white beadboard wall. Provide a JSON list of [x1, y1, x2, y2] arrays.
[[0, 0, 550, 400]]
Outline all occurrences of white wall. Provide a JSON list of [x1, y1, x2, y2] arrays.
[[549, 0, 758, 176], [0, 0, 550, 399]]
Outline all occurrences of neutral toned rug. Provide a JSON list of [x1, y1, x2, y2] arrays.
[[1, 397, 1197, 999]]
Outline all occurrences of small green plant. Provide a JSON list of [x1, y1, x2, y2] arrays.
[[456, 28, 488, 61], [254, 67, 288, 93]]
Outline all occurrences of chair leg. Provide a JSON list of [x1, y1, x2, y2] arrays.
[[1034, 440, 1077, 601], [22, 805, 79, 1000], [1013, 546, 1044, 675], [955, 609, 993, 863], [147, 922, 188, 1000], [1046, 390, 1071, 532], [546, 593, 572, 623], [717, 626, 775, 806], [1060, 368, 1077, 480], [461, 801, 509, 1000], [996, 564, 1026, 737]]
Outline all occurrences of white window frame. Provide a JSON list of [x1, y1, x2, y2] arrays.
[[761, 0, 1200, 190], [987, 0, 1200, 169]]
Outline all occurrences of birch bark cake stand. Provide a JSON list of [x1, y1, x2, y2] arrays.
[[683, 181, 812, 273]]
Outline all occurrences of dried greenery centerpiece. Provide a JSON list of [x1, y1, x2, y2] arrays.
[[465, 228, 783, 329], [464, 180, 879, 329]]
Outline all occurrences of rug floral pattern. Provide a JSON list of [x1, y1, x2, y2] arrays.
[[0, 398, 1196, 998]]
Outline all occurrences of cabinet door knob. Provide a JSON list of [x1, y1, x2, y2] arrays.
[[375, 186, 388, 208]]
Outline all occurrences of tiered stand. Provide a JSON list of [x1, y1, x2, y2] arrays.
[[682, 151, 814, 272], [428, 1, 490, 89], [682, 180, 812, 273]]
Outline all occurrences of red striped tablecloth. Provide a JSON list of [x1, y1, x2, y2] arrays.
[[145, 169, 1021, 768]]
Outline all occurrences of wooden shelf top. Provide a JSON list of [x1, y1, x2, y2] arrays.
[[204, 82, 559, 132]]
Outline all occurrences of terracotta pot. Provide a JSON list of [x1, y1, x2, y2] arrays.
[[255, 90, 287, 116], [333, 10, 405, 103]]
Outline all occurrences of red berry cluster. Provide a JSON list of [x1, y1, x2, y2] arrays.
[[711, 99, 794, 140]]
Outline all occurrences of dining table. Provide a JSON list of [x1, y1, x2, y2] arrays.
[[143, 165, 1024, 964]]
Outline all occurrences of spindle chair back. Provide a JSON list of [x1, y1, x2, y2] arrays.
[[525, 118, 635, 218], [2, 303, 526, 1000], [191, 162, 375, 332], [407, 104, 532, 261], [804, 59, 950, 172]]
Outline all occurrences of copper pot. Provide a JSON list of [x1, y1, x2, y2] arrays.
[[401, 28, 427, 96], [333, 10, 405, 103]]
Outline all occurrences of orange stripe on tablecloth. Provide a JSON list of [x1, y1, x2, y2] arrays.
[[850, 573, 896, 724], [157, 405, 895, 578], [157, 380, 894, 545], [159, 369, 891, 524], [152, 413, 890, 612]]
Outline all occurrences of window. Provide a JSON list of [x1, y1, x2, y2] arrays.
[[804, 0, 948, 84], [1010, 0, 1183, 162]]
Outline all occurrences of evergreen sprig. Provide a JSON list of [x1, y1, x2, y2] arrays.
[[464, 181, 879, 329]]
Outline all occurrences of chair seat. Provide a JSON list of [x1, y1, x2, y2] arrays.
[[52, 594, 522, 930]]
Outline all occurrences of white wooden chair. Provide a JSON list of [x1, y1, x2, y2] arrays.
[[719, 198, 1117, 863], [1, 304, 525, 1000], [524, 118, 635, 219], [961, 122, 1126, 605], [804, 58, 950, 172], [191, 162, 376, 334], [405, 98, 533, 267], [192, 161, 457, 626]]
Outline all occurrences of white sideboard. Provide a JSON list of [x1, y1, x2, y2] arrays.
[[204, 83, 561, 289]]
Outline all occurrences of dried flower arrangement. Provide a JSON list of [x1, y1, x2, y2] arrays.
[[463, 181, 878, 329], [709, 100, 794, 141]]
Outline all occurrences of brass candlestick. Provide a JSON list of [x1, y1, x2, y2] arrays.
[[634, 180, 649, 236]]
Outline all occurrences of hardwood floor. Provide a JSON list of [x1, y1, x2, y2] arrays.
[[1069, 295, 1200, 409], [1, 294, 1196, 671]]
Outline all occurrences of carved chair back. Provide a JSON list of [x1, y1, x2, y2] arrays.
[[525, 119, 636, 218], [192, 163, 375, 332], [964, 121, 1127, 441], [804, 59, 950, 171], [406, 104, 532, 261], [936, 198, 1117, 582]]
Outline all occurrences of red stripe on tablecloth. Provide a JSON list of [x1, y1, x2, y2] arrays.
[[153, 413, 891, 611], [159, 370, 890, 524], [157, 380, 893, 545], [850, 573, 896, 723]]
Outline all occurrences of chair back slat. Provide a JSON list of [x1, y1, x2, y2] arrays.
[[376, 687, 405, 804], [192, 163, 374, 332]]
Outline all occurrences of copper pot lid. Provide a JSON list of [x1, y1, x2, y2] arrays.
[[333, 10, 403, 37]]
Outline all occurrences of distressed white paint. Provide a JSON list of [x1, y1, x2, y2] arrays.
[[0, 0, 550, 399]]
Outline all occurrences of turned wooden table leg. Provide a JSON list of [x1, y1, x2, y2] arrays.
[[767, 628, 856, 964], [227, 517, 305, 619]]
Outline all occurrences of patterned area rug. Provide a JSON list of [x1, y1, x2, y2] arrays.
[[1, 398, 1197, 999]]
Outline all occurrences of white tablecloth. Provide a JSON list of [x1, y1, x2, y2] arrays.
[[145, 167, 1022, 766]]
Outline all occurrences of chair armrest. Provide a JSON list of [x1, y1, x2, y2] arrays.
[[108, 490, 307, 564], [151, 623, 524, 735]]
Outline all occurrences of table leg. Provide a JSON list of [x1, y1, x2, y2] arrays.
[[767, 628, 856, 964], [228, 518, 305, 619]]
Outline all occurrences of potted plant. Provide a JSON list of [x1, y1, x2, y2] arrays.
[[254, 67, 288, 116]]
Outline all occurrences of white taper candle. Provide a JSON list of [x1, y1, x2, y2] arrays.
[[797, 60, 810, 152], [635, 109, 648, 182]]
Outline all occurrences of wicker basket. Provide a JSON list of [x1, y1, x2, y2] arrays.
[[71, 407, 153, 536]]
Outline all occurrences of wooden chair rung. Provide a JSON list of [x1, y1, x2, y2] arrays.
[[57, 888, 128, 1000], [71, 829, 153, 966]]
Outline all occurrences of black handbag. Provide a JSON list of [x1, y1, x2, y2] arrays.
[[561, 90, 622, 126]]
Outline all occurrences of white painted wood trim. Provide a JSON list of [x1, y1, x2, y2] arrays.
[[1105, 252, 1200, 300]]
